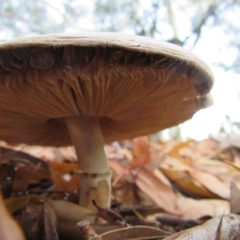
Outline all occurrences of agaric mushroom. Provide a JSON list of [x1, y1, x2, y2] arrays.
[[0, 33, 213, 210]]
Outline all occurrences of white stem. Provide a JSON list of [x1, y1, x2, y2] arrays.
[[65, 116, 111, 210]]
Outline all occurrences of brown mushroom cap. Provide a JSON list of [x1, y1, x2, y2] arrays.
[[0, 32, 213, 146]]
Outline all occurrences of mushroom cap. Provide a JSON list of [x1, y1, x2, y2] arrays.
[[0, 32, 213, 146]]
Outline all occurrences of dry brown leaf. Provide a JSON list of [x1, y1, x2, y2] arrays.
[[147, 196, 229, 222], [0, 193, 25, 240], [0, 164, 14, 198], [109, 159, 126, 176], [48, 199, 97, 223], [164, 214, 240, 240], [67, 174, 80, 191], [160, 157, 230, 199], [44, 202, 59, 240], [230, 182, 240, 214], [113, 179, 146, 207], [48, 161, 80, 191], [222, 158, 240, 171], [192, 139, 220, 156], [160, 157, 216, 198], [188, 170, 230, 199], [48, 163, 71, 191], [100, 225, 168, 240], [13, 165, 39, 191], [187, 159, 240, 197], [131, 136, 151, 167], [22, 198, 58, 240], [0, 146, 49, 171], [160, 156, 191, 171], [153, 168, 172, 187], [156, 214, 199, 230], [134, 166, 180, 215], [110, 160, 130, 187], [161, 167, 218, 198], [190, 159, 231, 176], [176, 195, 229, 219], [48, 200, 97, 239], [5, 195, 97, 239], [48, 161, 78, 174], [77, 220, 101, 240], [168, 140, 194, 160], [92, 200, 125, 224], [215, 213, 224, 240]]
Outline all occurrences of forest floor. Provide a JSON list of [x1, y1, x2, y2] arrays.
[[1, 136, 240, 239]]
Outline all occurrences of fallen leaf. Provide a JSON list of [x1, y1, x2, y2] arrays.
[[134, 167, 180, 215], [188, 170, 230, 199], [176, 195, 229, 219], [160, 157, 230, 199], [0, 193, 25, 240], [0, 164, 14, 198], [92, 200, 125, 225], [48, 161, 78, 175], [131, 137, 151, 167], [5, 195, 97, 240], [161, 167, 218, 198], [22, 197, 58, 240], [77, 220, 101, 240], [164, 214, 240, 240], [13, 165, 39, 191], [100, 225, 168, 240], [156, 214, 199, 230], [230, 182, 240, 214]]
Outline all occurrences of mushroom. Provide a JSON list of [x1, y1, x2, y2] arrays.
[[0, 33, 213, 210]]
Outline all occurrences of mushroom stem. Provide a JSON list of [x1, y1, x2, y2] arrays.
[[65, 116, 112, 210]]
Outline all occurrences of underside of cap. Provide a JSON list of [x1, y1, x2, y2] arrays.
[[0, 33, 213, 146]]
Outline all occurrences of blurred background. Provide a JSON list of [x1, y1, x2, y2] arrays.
[[1, 0, 239, 141]]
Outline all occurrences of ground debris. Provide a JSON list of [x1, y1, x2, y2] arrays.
[[1, 137, 240, 239]]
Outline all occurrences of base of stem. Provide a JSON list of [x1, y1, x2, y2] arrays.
[[79, 170, 112, 211]]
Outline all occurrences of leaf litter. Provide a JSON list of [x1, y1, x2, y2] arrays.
[[1, 137, 240, 239]]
